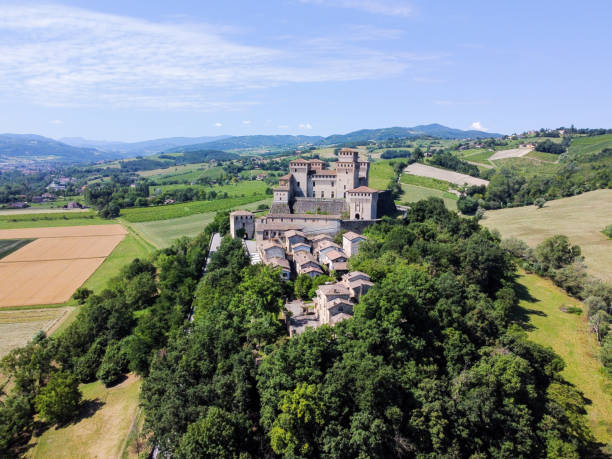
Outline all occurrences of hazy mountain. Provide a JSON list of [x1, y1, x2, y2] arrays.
[[324, 124, 502, 144], [164, 135, 324, 153], [60, 135, 232, 156], [0, 134, 112, 162]]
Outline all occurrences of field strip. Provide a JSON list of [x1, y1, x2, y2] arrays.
[[489, 147, 532, 160], [1, 235, 125, 262], [0, 223, 127, 239], [0, 258, 106, 307], [404, 163, 489, 186]]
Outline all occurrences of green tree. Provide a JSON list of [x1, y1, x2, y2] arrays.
[[34, 372, 81, 425], [96, 341, 128, 386], [72, 287, 92, 304], [294, 274, 313, 299], [535, 235, 581, 271], [534, 197, 546, 208]]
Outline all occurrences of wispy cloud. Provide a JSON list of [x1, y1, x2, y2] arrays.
[[242, 120, 252, 125], [50, 119, 63, 125], [299, 123, 313, 129], [0, 4, 418, 110], [299, 0, 412, 17]]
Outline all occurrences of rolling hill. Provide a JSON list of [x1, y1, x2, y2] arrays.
[[0, 134, 111, 162]]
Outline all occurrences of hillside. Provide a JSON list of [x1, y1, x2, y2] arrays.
[[0, 134, 111, 162], [165, 134, 324, 152], [60, 135, 231, 156]]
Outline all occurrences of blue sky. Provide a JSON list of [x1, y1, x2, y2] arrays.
[[0, 0, 610, 141]]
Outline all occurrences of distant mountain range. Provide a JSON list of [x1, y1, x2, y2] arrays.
[[0, 124, 502, 164]]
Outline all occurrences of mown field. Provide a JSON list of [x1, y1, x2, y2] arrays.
[[0, 212, 109, 229], [400, 184, 458, 210], [483, 190, 612, 282], [150, 179, 268, 196], [515, 272, 612, 446], [26, 375, 142, 459], [369, 160, 395, 190], [128, 198, 270, 248], [120, 194, 267, 223], [400, 173, 459, 192], [569, 134, 612, 156]]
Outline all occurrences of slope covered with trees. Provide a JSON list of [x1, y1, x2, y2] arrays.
[[140, 199, 596, 458]]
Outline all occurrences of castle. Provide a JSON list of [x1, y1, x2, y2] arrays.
[[230, 148, 395, 243]]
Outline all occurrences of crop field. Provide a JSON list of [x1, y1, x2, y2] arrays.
[[0, 238, 33, 259], [129, 198, 270, 248], [120, 195, 266, 222], [515, 272, 612, 445], [489, 147, 532, 161], [492, 156, 560, 178], [0, 307, 72, 357], [525, 150, 560, 162], [150, 179, 268, 197], [458, 149, 494, 165], [483, 190, 612, 281], [26, 375, 142, 459], [369, 160, 395, 190], [400, 173, 458, 192], [0, 225, 127, 307], [404, 163, 489, 186]]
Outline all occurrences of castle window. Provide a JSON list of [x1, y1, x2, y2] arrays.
[[331, 192, 334, 198]]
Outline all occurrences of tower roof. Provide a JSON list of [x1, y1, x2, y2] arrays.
[[346, 186, 379, 194]]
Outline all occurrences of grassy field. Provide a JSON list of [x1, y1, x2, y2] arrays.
[[482, 190, 612, 282], [0, 212, 109, 229], [400, 173, 458, 192], [459, 148, 494, 165], [129, 198, 270, 248], [369, 160, 395, 190], [569, 134, 612, 156], [121, 195, 267, 223], [526, 150, 560, 162], [150, 180, 268, 197], [514, 272, 612, 446], [400, 184, 458, 210], [492, 156, 561, 178], [26, 375, 142, 459]]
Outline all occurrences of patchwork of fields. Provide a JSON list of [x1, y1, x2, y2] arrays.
[[0, 225, 127, 307]]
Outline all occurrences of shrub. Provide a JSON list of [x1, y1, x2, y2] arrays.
[[34, 372, 81, 425], [603, 224, 612, 240], [96, 341, 129, 386]]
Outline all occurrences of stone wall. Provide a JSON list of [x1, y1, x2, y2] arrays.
[[292, 197, 348, 215], [340, 219, 380, 233], [269, 203, 291, 214]]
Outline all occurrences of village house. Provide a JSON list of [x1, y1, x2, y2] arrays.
[[268, 257, 291, 280], [342, 231, 367, 257], [284, 230, 307, 251], [294, 251, 323, 277], [320, 249, 347, 271], [259, 239, 285, 262]]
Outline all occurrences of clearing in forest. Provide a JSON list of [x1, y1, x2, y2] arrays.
[[0, 224, 127, 307], [404, 163, 489, 187]]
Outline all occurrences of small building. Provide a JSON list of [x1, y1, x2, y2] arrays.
[[320, 249, 347, 271], [345, 186, 379, 220], [294, 251, 322, 276], [343, 231, 367, 257], [259, 240, 285, 261], [65, 201, 83, 209], [269, 257, 291, 280], [230, 210, 255, 239], [290, 241, 311, 256], [284, 230, 307, 250]]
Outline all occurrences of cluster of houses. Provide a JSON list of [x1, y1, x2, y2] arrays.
[[257, 229, 367, 281], [286, 270, 373, 336]]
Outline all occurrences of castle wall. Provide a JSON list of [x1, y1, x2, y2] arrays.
[[347, 192, 378, 220]]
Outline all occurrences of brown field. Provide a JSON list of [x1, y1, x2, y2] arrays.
[[483, 190, 612, 282], [2, 235, 125, 262], [0, 224, 127, 239], [0, 224, 126, 307]]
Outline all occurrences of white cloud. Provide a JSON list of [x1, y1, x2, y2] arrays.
[[470, 121, 488, 131], [50, 119, 63, 125], [299, 123, 313, 129], [214, 122, 223, 127], [278, 125, 290, 129], [242, 120, 251, 125], [299, 0, 412, 16], [0, 4, 419, 110]]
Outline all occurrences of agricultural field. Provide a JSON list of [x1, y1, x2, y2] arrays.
[[489, 147, 532, 161], [368, 160, 395, 190], [150, 179, 268, 197], [0, 307, 72, 357], [129, 198, 270, 248], [0, 225, 127, 307], [0, 211, 108, 229], [0, 207, 88, 216], [525, 150, 560, 162], [515, 272, 612, 446], [0, 238, 33, 259], [483, 190, 612, 282], [568, 134, 612, 156], [400, 173, 459, 192], [457, 148, 494, 165], [120, 195, 266, 223], [26, 375, 142, 459], [404, 163, 489, 186]]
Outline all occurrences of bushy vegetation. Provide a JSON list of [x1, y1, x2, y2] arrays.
[[429, 151, 481, 177], [603, 224, 612, 239], [535, 139, 567, 155], [139, 198, 596, 457]]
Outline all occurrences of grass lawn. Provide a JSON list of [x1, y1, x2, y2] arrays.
[[369, 160, 395, 190], [399, 184, 458, 210], [514, 271, 612, 446], [121, 195, 268, 223], [129, 198, 270, 248], [482, 190, 612, 282], [26, 375, 142, 459]]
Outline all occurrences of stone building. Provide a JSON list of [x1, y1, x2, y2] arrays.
[[342, 231, 367, 257], [230, 210, 255, 239]]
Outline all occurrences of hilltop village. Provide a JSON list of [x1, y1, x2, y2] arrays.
[[227, 148, 393, 334]]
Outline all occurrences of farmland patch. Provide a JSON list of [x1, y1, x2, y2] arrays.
[[404, 163, 489, 187]]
